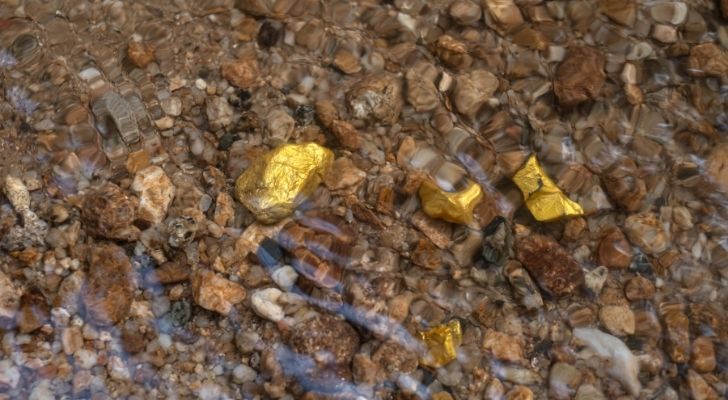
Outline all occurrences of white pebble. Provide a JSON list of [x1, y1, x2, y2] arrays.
[[232, 364, 257, 384], [271, 266, 298, 291], [250, 288, 285, 322], [573, 328, 641, 396]]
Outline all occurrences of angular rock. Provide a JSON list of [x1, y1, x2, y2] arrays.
[[346, 73, 402, 125], [250, 287, 285, 322], [82, 183, 140, 241], [598, 227, 633, 269], [483, 0, 524, 32], [549, 363, 582, 399], [453, 69, 498, 119], [127, 41, 155, 68], [221, 55, 260, 89], [624, 276, 655, 301], [206, 96, 234, 131], [691, 336, 716, 373], [191, 270, 246, 316], [623, 213, 669, 255], [131, 166, 175, 226], [372, 340, 419, 376], [687, 43, 728, 78], [515, 235, 585, 296], [82, 243, 136, 325], [554, 46, 605, 107], [289, 313, 360, 365]]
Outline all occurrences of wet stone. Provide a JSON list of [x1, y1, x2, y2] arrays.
[[662, 309, 691, 363], [691, 336, 716, 373], [82, 243, 136, 325], [687, 43, 728, 78], [191, 270, 246, 316], [289, 314, 360, 366], [598, 227, 633, 269], [515, 235, 585, 297], [81, 183, 140, 241], [549, 362, 582, 399], [599, 305, 635, 336], [624, 275, 655, 301], [131, 166, 175, 226], [453, 69, 498, 120], [623, 213, 669, 255], [483, 329, 524, 362], [0, 270, 22, 329], [346, 73, 402, 125], [553, 46, 606, 107], [16, 289, 49, 333], [127, 41, 155, 68]]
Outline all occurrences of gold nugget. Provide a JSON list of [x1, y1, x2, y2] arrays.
[[418, 179, 483, 225], [418, 320, 462, 368], [234, 143, 334, 224], [512, 154, 583, 222]]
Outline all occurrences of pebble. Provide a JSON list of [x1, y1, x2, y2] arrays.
[[687, 43, 728, 78], [662, 309, 691, 363], [624, 276, 655, 301], [584, 266, 608, 295], [160, 96, 182, 117], [553, 46, 606, 107], [652, 24, 678, 43], [599, 0, 637, 27], [81, 183, 140, 241], [549, 362, 582, 399], [602, 157, 646, 212], [449, 0, 482, 25], [483, 0, 524, 31], [599, 305, 635, 336], [82, 243, 136, 325], [232, 364, 257, 384], [191, 270, 246, 316], [332, 49, 362, 75], [74, 348, 98, 369], [482, 329, 524, 362], [650, 2, 689, 25], [453, 69, 498, 119], [575, 384, 606, 400], [131, 166, 175, 225], [3, 175, 30, 210], [515, 234, 585, 296], [623, 213, 669, 255], [127, 41, 155, 68], [346, 73, 402, 125], [573, 328, 641, 396], [271, 265, 298, 291], [206, 96, 233, 131], [16, 290, 49, 333], [706, 143, 728, 192], [691, 336, 716, 373], [62, 326, 83, 355], [0, 360, 20, 389], [687, 369, 719, 400], [372, 340, 419, 376], [265, 108, 295, 143], [108, 355, 130, 381], [221, 55, 260, 89], [289, 314, 359, 365], [323, 157, 366, 191], [167, 216, 199, 248], [0, 270, 22, 329], [598, 227, 633, 269], [250, 288, 285, 322]]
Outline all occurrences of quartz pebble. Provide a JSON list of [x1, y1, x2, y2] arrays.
[[131, 166, 175, 225], [191, 270, 246, 316], [250, 288, 285, 322], [691, 336, 716, 373], [573, 328, 641, 396]]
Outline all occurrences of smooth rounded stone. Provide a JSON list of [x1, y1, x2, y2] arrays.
[[232, 364, 258, 384], [515, 235, 585, 297], [598, 227, 633, 269], [235, 330, 260, 354], [191, 270, 246, 316], [0, 270, 22, 329], [432, 35, 473, 70], [206, 96, 233, 131], [250, 287, 284, 322], [575, 384, 606, 400], [0, 360, 20, 390], [108, 355, 131, 381], [624, 276, 655, 301], [652, 24, 678, 43], [452, 69, 498, 119], [602, 157, 646, 212], [662, 309, 690, 363], [650, 2, 688, 25], [323, 157, 366, 190], [572, 328, 641, 396], [332, 48, 362, 74], [623, 213, 669, 255], [599, 0, 637, 26], [549, 363, 582, 399], [160, 96, 182, 117], [131, 166, 175, 226], [495, 366, 541, 385], [449, 0, 482, 25], [687, 369, 719, 400], [482, 329, 524, 362], [16, 290, 49, 334], [221, 55, 260, 89], [691, 337, 716, 373], [82, 243, 136, 325], [81, 183, 140, 241], [289, 313, 360, 365], [405, 62, 440, 112], [271, 266, 298, 291], [265, 108, 295, 142], [61, 326, 83, 355], [28, 379, 53, 400], [346, 73, 402, 125], [553, 46, 606, 107], [435, 361, 463, 387], [599, 305, 635, 336]]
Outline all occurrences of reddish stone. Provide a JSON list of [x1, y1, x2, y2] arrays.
[[515, 235, 585, 296]]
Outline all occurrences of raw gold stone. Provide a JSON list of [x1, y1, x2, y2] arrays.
[[234, 143, 334, 224], [418, 320, 462, 368], [512, 154, 583, 222], [418, 179, 483, 225]]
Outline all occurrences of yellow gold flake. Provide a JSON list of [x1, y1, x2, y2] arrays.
[[418, 179, 483, 225], [512, 154, 583, 222], [418, 320, 462, 368]]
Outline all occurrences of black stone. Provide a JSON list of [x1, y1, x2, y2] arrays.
[[257, 237, 283, 269]]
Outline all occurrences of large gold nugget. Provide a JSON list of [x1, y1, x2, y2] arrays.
[[512, 154, 583, 222], [418, 320, 462, 368], [418, 179, 483, 225], [234, 143, 334, 224]]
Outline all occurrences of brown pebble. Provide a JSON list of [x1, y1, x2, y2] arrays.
[[289, 313, 360, 365], [515, 235, 585, 296], [221, 55, 261, 89], [662, 309, 691, 363], [82, 243, 136, 325], [16, 289, 49, 333], [553, 46, 606, 107], [127, 41, 155, 68], [624, 276, 655, 301], [691, 337, 716, 373], [598, 227, 633, 269]]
